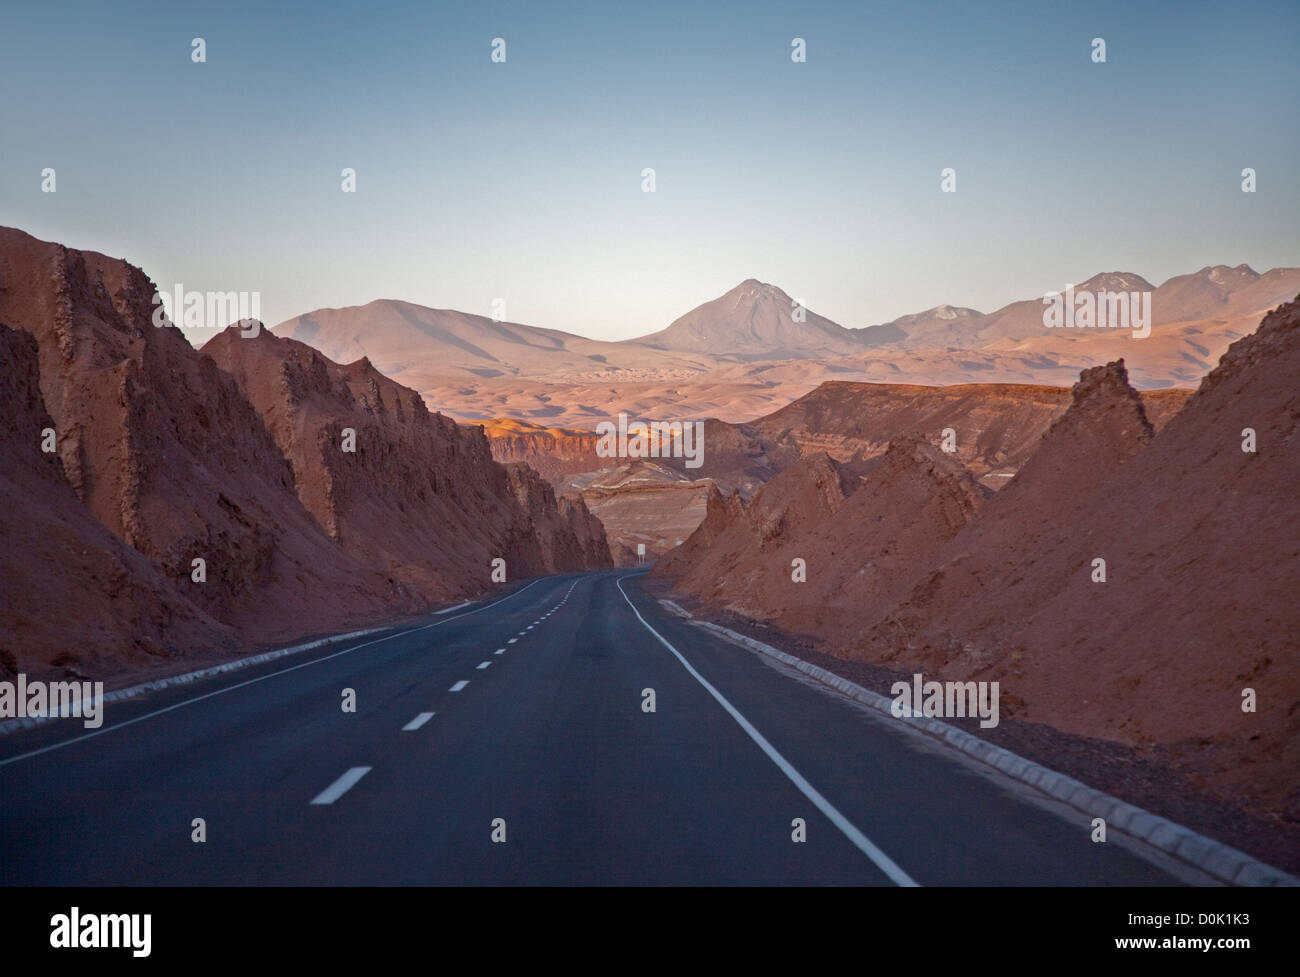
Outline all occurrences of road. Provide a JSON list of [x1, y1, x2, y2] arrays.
[[0, 570, 1182, 884]]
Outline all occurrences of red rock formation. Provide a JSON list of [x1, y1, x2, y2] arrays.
[[658, 452, 854, 605], [855, 359, 1158, 676], [0, 227, 611, 683], [747, 379, 1187, 488], [487, 381, 1190, 574], [654, 482, 745, 579], [574, 460, 715, 565], [501, 463, 613, 573], [655, 439, 985, 642], [853, 314, 1300, 815], [0, 323, 237, 681], [658, 298, 1300, 816], [0, 227, 394, 644], [205, 327, 612, 595], [485, 419, 604, 485], [558, 493, 615, 571]]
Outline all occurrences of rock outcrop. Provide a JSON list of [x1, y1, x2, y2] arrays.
[[657, 298, 1300, 818], [655, 438, 985, 642], [0, 227, 611, 683], [207, 327, 611, 596], [0, 322, 237, 681], [0, 227, 391, 646], [501, 462, 613, 573]]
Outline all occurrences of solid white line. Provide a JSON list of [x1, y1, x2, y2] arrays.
[[310, 766, 371, 805], [449, 680, 469, 692], [477, 661, 491, 670], [614, 574, 918, 888], [0, 580, 545, 769], [402, 712, 435, 731], [435, 601, 471, 615]]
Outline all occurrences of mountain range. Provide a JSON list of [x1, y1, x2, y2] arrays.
[[265, 265, 1300, 428]]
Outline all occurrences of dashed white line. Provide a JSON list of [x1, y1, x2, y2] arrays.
[[614, 573, 918, 888], [0, 579, 544, 769], [310, 766, 371, 805], [449, 680, 469, 692], [402, 712, 435, 731], [508, 638, 518, 644], [477, 661, 492, 670], [495, 648, 506, 655]]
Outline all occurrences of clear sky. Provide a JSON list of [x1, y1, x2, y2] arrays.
[[2, 0, 1297, 341]]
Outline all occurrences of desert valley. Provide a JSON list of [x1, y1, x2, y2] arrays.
[[2, 223, 1297, 875]]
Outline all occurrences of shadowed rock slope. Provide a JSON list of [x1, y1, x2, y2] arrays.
[[0, 324, 238, 680], [206, 327, 611, 596]]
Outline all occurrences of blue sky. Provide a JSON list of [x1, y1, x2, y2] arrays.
[[2, 0, 1297, 340]]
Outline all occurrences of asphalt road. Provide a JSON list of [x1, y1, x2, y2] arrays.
[[0, 570, 1181, 884]]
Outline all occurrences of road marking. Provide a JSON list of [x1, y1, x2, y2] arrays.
[[310, 766, 371, 805], [508, 638, 518, 644], [0, 580, 544, 768], [615, 573, 918, 888], [402, 712, 435, 731], [435, 601, 471, 615], [495, 648, 506, 655], [477, 661, 491, 670], [449, 680, 469, 692]]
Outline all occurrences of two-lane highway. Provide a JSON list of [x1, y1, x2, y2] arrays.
[[0, 571, 1181, 884]]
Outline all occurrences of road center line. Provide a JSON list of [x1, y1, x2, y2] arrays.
[[310, 766, 371, 805], [449, 680, 470, 692], [0, 579, 544, 768], [477, 661, 491, 670], [402, 712, 435, 731], [614, 573, 918, 888]]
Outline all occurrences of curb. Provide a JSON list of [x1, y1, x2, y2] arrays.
[[678, 609, 1297, 887], [0, 624, 393, 736]]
